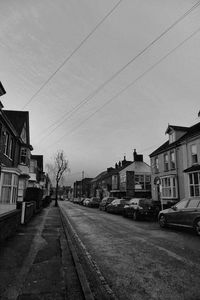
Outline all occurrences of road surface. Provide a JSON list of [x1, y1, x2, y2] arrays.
[[59, 201, 200, 300]]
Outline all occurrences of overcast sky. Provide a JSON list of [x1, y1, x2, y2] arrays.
[[1, 0, 200, 185]]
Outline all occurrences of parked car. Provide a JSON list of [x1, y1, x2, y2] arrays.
[[79, 198, 85, 205], [73, 198, 80, 204], [158, 198, 200, 236], [87, 197, 101, 208], [83, 198, 91, 206], [99, 197, 116, 211], [123, 198, 161, 220], [107, 199, 127, 214]]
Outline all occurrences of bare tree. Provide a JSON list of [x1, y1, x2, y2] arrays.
[[46, 150, 70, 207]]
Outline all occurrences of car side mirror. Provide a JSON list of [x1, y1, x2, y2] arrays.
[[172, 206, 177, 211]]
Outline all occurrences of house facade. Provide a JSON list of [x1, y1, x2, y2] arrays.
[[0, 106, 33, 206], [150, 122, 200, 208], [90, 157, 132, 199], [73, 178, 92, 198], [111, 150, 151, 199]]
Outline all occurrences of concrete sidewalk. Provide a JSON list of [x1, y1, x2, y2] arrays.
[[0, 203, 84, 300]]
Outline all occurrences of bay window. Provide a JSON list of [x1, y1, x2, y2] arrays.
[[161, 176, 177, 198], [0, 172, 19, 204]]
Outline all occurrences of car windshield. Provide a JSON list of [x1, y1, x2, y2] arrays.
[[186, 199, 200, 208], [175, 199, 188, 209]]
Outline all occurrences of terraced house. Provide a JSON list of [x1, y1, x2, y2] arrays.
[[0, 100, 33, 208], [150, 121, 200, 208]]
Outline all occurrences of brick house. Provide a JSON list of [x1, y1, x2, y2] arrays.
[[73, 178, 92, 198], [0, 106, 33, 206], [91, 157, 132, 199], [150, 122, 200, 208], [29, 155, 44, 187], [111, 150, 151, 199]]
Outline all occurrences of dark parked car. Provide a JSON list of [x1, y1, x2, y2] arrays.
[[87, 197, 101, 208], [83, 198, 90, 206], [99, 197, 116, 211], [107, 199, 127, 214], [123, 198, 161, 220], [158, 198, 200, 236]]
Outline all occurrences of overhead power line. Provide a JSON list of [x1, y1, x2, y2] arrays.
[[48, 26, 200, 146], [37, 0, 200, 142], [22, 0, 123, 110]]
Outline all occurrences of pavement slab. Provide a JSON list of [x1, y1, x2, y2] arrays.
[[0, 203, 84, 300]]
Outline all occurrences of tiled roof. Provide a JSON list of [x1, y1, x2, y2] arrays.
[[4, 110, 29, 136], [150, 121, 200, 157], [178, 121, 200, 142], [165, 125, 189, 134]]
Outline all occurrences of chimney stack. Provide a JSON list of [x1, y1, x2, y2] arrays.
[[133, 149, 143, 162]]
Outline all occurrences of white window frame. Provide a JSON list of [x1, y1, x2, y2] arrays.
[[20, 147, 28, 165], [164, 153, 169, 172], [0, 172, 19, 204], [170, 151, 175, 170], [161, 176, 177, 199], [155, 157, 159, 173], [191, 144, 198, 165], [189, 171, 200, 198], [169, 132, 175, 144]]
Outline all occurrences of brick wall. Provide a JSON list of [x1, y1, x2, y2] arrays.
[[0, 210, 21, 242]]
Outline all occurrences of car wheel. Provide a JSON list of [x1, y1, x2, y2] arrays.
[[159, 215, 167, 228], [133, 211, 138, 221], [194, 218, 200, 236]]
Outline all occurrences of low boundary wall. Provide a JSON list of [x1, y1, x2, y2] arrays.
[[0, 210, 21, 242]]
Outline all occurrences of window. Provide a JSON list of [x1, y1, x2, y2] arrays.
[[0, 173, 18, 204], [8, 137, 14, 159], [169, 132, 175, 144], [155, 157, 159, 173], [189, 172, 200, 197], [4, 132, 9, 156], [120, 173, 126, 183], [170, 151, 175, 169], [135, 174, 151, 190], [161, 176, 177, 198], [112, 175, 118, 189], [3, 132, 14, 159], [191, 145, 198, 164], [164, 153, 169, 171], [20, 148, 28, 165], [21, 123, 27, 143]]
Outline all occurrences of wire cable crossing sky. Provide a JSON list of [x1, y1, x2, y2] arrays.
[[21, 0, 123, 110], [36, 0, 200, 143], [1, 0, 200, 183], [48, 25, 200, 147]]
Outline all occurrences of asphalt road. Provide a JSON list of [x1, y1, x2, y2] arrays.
[[59, 201, 200, 300]]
